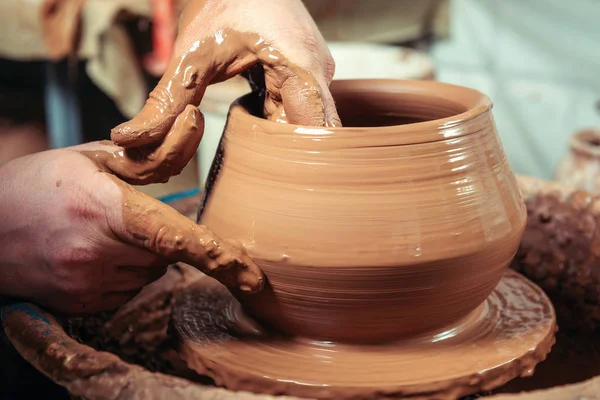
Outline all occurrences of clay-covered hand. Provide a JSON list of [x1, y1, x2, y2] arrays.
[[111, 0, 340, 179], [0, 142, 263, 314]]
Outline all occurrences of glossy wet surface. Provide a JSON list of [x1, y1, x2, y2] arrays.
[[173, 270, 556, 400]]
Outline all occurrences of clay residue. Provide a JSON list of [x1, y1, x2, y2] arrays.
[[87, 103, 203, 185], [198, 79, 526, 343], [512, 176, 600, 332], [63, 264, 197, 373], [173, 270, 555, 400], [495, 328, 600, 394], [3, 191, 591, 400], [111, 28, 341, 153], [2, 300, 304, 400], [77, 141, 263, 294]]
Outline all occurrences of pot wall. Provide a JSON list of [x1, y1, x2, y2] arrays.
[[199, 80, 526, 343]]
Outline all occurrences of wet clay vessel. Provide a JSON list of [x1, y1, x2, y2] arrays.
[[198, 79, 529, 343], [174, 269, 555, 399], [177, 79, 557, 398], [555, 128, 600, 194]]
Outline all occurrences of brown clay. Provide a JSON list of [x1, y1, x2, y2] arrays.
[[1, 300, 303, 400], [78, 142, 264, 294], [199, 79, 528, 343], [3, 187, 599, 400], [512, 175, 600, 332], [88, 103, 203, 186], [62, 264, 199, 373], [111, 28, 340, 154], [173, 269, 556, 400]]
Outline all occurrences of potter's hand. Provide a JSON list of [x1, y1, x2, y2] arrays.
[[111, 0, 340, 175], [0, 143, 263, 314]]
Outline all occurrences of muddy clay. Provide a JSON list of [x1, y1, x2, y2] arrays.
[[512, 175, 600, 332], [76, 140, 263, 295], [3, 120, 600, 400], [1, 79, 566, 399], [199, 79, 527, 346], [173, 269, 555, 400], [496, 175, 600, 394], [67, 182, 600, 399], [110, 27, 340, 156], [2, 177, 600, 399], [184, 78, 559, 398]]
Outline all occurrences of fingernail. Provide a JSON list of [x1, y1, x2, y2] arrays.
[[238, 283, 253, 293]]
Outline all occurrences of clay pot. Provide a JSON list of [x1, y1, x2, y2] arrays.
[[198, 79, 526, 343], [196, 43, 435, 188], [555, 128, 600, 193]]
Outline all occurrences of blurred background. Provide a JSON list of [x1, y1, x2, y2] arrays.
[[1, 0, 599, 197]]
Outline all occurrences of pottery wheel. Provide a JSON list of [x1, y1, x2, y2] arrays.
[[173, 270, 556, 400]]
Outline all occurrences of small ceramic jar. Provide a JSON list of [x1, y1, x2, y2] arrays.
[[555, 129, 600, 194], [198, 79, 526, 343]]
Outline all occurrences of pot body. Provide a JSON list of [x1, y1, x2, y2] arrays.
[[555, 129, 600, 194], [199, 79, 526, 343]]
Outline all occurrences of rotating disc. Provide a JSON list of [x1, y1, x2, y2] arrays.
[[173, 270, 556, 400]]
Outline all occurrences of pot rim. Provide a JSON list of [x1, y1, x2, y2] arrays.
[[227, 79, 492, 146]]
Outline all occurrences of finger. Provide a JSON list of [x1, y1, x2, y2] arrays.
[[111, 47, 208, 148], [116, 104, 203, 185], [111, 29, 253, 149], [107, 178, 264, 293], [80, 105, 203, 185], [314, 75, 342, 128], [252, 37, 340, 127]]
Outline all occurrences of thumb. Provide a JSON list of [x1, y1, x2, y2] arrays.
[[106, 176, 264, 293]]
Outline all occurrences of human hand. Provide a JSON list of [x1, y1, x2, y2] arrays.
[[0, 138, 263, 314], [111, 0, 340, 170]]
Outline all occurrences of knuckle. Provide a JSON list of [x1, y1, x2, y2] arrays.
[[149, 225, 185, 258], [322, 52, 336, 82], [296, 33, 335, 80], [148, 85, 175, 116]]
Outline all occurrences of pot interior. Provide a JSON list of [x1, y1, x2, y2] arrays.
[[332, 84, 470, 127], [245, 79, 478, 128]]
